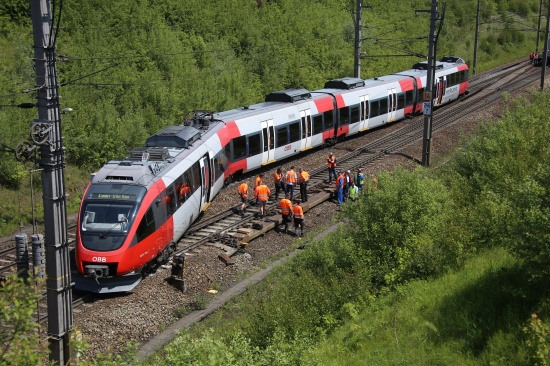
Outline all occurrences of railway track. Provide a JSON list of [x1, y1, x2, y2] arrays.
[[174, 61, 538, 256]]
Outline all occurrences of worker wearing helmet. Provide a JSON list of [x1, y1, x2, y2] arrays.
[[293, 200, 305, 237], [326, 152, 337, 184], [279, 193, 293, 233]]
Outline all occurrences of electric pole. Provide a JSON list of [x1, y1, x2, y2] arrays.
[[29, 0, 74, 364], [421, 0, 439, 167], [537, 0, 543, 53], [354, 0, 363, 78], [541, 0, 550, 91], [473, 0, 481, 75]]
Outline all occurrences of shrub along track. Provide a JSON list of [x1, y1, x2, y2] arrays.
[[3, 59, 540, 360]]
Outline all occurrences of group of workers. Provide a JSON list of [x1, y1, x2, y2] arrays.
[[327, 152, 378, 205], [236, 151, 378, 237], [237, 165, 309, 236], [530, 51, 547, 66]]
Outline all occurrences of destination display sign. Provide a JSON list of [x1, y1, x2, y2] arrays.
[[91, 193, 136, 200]]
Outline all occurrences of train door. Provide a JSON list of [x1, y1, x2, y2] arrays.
[[436, 76, 445, 105], [359, 95, 369, 131], [261, 119, 275, 165], [300, 109, 313, 150], [199, 155, 210, 210], [388, 88, 397, 121]]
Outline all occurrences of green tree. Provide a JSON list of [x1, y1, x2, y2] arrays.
[[0, 275, 45, 365]]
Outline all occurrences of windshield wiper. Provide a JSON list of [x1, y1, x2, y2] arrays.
[[99, 222, 122, 239]]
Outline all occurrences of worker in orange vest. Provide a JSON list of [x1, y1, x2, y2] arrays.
[[279, 193, 293, 233], [254, 180, 270, 217], [254, 173, 264, 205], [274, 167, 286, 200], [292, 200, 305, 237], [238, 180, 249, 216], [298, 167, 310, 203], [179, 182, 190, 204], [285, 166, 297, 201], [326, 152, 337, 184]]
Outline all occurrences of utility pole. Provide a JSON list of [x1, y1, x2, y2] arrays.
[[473, 0, 481, 75], [541, 0, 550, 91], [537, 0, 543, 53], [420, 0, 439, 167], [29, 0, 74, 364], [354, 0, 363, 78]]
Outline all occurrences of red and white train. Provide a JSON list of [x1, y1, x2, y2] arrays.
[[74, 57, 469, 292]]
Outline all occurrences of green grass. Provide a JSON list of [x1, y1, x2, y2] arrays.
[[306, 248, 537, 365]]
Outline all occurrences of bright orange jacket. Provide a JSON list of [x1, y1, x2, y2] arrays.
[[286, 170, 297, 184], [238, 183, 248, 198], [179, 184, 190, 199], [254, 184, 270, 201], [279, 198, 292, 215], [293, 205, 304, 219], [327, 156, 336, 168], [274, 172, 283, 184], [299, 171, 310, 183]]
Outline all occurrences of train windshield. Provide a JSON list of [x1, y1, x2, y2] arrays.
[[79, 184, 146, 251]]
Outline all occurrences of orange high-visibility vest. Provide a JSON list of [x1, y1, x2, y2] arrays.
[[286, 170, 297, 184], [238, 183, 248, 197], [293, 205, 304, 219], [255, 184, 270, 201], [274, 172, 282, 184], [299, 171, 310, 183], [327, 156, 336, 168], [280, 198, 292, 215]]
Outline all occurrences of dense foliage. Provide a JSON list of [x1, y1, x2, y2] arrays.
[[0, 0, 541, 171], [0, 0, 541, 234], [0, 276, 44, 366]]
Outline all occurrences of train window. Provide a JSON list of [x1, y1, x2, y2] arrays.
[[397, 94, 405, 109], [339, 106, 350, 125], [232, 135, 247, 161], [380, 97, 388, 115], [136, 207, 155, 242], [164, 187, 176, 217], [248, 133, 261, 157], [262, 128, 268, 151], [324, 111, 334, 130], [224, 143, 231, 161], [350, 105, 360, 123], [176, 177, 190, 205], [313, 115, 323, 134], [276, 126, 288, 147], [406, 90, 414, 106], [289, 122, 300, 143], [213, 150, 227, 183], [191, 162, 201, 192], [370, 100, 379, 118], [449, 73, 456, 86]]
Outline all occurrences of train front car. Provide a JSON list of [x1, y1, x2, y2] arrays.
[[75, 182, 149, 292], [74, 158, 175, 293]]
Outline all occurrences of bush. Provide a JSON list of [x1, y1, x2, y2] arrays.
[[0, 275, 45, 365], [342, 168, 468, 287]]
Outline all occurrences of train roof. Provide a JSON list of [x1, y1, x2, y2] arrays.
[[212, 88, 329, 122], [91, 113, 224, 187]]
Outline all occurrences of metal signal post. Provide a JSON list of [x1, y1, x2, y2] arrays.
[[419, 0, 439, 167], [30, 0, 74, 364]]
